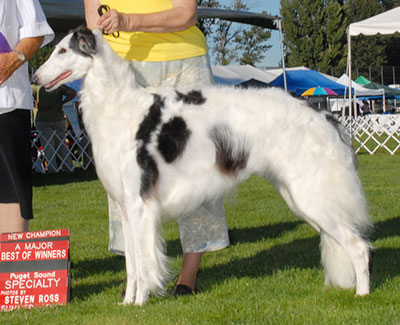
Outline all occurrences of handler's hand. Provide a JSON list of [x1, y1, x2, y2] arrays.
[[0, 52, 21, 86], [98, 9, 127, 34]]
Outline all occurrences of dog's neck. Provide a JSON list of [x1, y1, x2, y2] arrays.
[[96, 39, 136, 90], [81, 37, 142, 110]]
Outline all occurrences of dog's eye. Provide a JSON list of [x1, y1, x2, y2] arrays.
[[58, 48, 67, 54]]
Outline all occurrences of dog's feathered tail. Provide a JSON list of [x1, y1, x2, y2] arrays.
[[319, 202, 372, 291], [320, 232, 356, 288], [318, 119, 372, 292]]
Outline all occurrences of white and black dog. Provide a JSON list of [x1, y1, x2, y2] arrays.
[[33, 27, 372, 306]]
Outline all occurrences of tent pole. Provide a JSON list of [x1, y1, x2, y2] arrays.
[[278, 19, 287, 92], [343, 63, 348, 120], [383, 90, 386, 112], [347, 30, 353, 135], [353, 91, 357, 118]]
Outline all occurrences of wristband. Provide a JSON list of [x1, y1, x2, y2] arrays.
[[13, 49, 26, 63]]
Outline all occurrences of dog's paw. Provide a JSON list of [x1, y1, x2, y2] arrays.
[[355, 289, 370, 297], [355, 281, 370, 296], [134, 299, 146, 306], [134, 290, 150, 306], [119, 296, 135, 306]]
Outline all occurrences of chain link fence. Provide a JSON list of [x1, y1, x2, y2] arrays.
[[31, 129, 94, 173]]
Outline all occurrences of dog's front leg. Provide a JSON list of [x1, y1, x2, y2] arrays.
[[122, 197, 166, 306], [119, 204, 137, 305]]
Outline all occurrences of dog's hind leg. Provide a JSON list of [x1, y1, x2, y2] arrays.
[[278, 184, 371, 296]]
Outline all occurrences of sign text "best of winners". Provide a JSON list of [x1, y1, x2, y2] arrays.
[[0, 229, 70, 311]]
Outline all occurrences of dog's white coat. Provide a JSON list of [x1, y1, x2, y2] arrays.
[[34, 29, 372, 306]]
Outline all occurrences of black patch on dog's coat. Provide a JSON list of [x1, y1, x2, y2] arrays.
[[209, 125, 249, 176], [157, 117, 191, 163], [176, 90, 206, 105], [70, 26, 97, 58], [136, 94, 165, 143], [135, 94, 165, 198], [136, 147, 159, 198]]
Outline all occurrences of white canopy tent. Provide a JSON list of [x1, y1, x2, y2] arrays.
[[347, 7, 400, 117], [347, 6, 400, 36], [329, 74, 385, 113], [336, 74, 384, 97], [212, 65, 277, 86]]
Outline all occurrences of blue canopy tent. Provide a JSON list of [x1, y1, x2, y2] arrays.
[[270, 70, 351, 96]]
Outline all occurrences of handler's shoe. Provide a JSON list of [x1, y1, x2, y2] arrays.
[[172, 284, 198, 297]]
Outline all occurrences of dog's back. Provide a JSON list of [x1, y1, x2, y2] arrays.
[[151, 86, 359, 216]]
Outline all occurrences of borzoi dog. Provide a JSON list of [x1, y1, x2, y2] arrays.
[[33, 27, 372, 306]]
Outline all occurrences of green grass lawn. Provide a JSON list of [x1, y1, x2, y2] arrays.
[[2, 154, 400, 324]]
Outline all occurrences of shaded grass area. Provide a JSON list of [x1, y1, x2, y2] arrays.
[[2, 155, 400, 324]]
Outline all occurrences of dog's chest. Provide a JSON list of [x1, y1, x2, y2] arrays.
[[85, 113, 139, 196]]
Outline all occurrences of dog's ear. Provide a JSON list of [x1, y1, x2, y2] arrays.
[[69, 26, 97, 57]]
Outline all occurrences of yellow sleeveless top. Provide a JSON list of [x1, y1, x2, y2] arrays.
[[100, 0, 208, 61]]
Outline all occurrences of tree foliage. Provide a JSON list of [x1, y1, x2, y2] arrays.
[[345, 0, 386, 75], [321, 0, 348, 74], [281, 0, 326, 69], [234, 23, 272, 66], [281, 0, 399, 76], [380, 0, 400, 67], [212, 0, 248, 65], [198, 0, 272, 66], [196, 0, 221, 37], [29, 45, 54, 77], [281, 0, 350, 75]]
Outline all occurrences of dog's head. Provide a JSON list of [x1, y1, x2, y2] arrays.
[[33, 26, 99, 91]]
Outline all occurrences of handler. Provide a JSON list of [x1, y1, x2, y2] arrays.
[[0, 0, 54, 234], [84, 0, 230, 296]]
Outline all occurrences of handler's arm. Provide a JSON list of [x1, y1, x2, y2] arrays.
[[0, 36, 44, 85], [85, 0, 197, 34], [84, 0, 101, 30]]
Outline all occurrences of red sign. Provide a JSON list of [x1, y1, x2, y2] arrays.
[[0, 270, 69, 311], [0, 229, 70, 311], [0, 241, 69, 262], [0, 229, 70, 242]]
